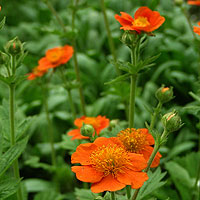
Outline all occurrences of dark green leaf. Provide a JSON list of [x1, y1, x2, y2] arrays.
[[104, 73, 130, 85]]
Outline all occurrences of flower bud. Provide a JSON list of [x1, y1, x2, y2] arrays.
[[174, 0, 183, 6], [155, 86, 174, 104], [0, 51, 9, 65], [80, 123, 95, 137], [120, 31, 138, 48], [162, 111, 182, 133], [109, 119, 119, 128], [5, 37, 23, 55]]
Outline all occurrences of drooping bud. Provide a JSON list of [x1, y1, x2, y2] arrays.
[[155, 85, 174, 104], [162, 111, 182, 133], [5, 37, 23, 55], [80, 123, 95, 137], [0, 51, 9, 65]]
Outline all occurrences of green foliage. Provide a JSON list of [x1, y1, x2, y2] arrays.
[[75, 188, 98, 200], [0, 17, 5, 30], [0, 136, 28, 177], [0, 178, 20, 200]]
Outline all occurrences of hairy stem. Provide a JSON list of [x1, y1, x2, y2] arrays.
[[150, 101, 162, 130], [9, 84, 23, 200]]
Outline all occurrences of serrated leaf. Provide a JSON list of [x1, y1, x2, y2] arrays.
[[0, 136, 28, 177], [104, 73, 130, 85], [0, 178, 20, 199], [138, 167, 167, 200], [0, 17, 6, 30]]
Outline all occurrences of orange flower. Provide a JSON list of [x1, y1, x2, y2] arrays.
[[194, 22, 200, 35], [68, 116, 109, 140], [38, 45, 73, 71], [71, 137, 148, 193], [188, 0, 200, 5], [115, 7, 165, 33], [117, 128, 161, 168], [27, 66, 47, 80]]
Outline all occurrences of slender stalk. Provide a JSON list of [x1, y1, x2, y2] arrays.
[[126, 185, 131, 199], [71, 0, 86, 115], [9, 84, 23, 200], [44, 0, 86, 115], [150, 101, 162, 130], [181, 6, 198, 41], [45, 0, 67, 32], [42, 84, 56, 166], [129, 47, 138, 128], [100, 0, 120, 75], [111, 192, 116, 200], [58, 68, 76, 120]]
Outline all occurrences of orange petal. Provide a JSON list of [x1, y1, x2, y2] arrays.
[[117, 169, 148, 189], [72, 166, 103, 183], [71, 142, 97, 165], [115, 12, 134, 30], [128, 153, 147, 171], [68, 129, 89, 140], [91, 174, 125, 193], [94, 137, 123, 147], [61, 45, 74, 64], [134, 7, 152, 19], [141, 146, 162, 168], [74, 116, 86, 128], [138, 128, 155, 145]]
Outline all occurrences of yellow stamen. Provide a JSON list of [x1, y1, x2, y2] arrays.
[[132, 17, 150, 27]]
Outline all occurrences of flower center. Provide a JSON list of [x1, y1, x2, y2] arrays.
[[90, 144, 129, 177], [117, 128, 147, 153], [132, 17, 150, 27], [47, 48, 63, 63]]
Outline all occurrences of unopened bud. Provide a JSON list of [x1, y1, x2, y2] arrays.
[[5, 37, 23, 55], [155, 86, 174, 104], [109, 119, 119, 128], [174, 0, 183, 6], [162, 111, 182, 133], [0, 51, 9, 65], [120, 31, 138, 48], [81, 123, 95, 137]]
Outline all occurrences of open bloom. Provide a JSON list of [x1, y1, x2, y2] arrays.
[[68, 116, 109, 140], [38, 45, 73, 71], [194, 22, 200, 35], [188, 0, 200, 5], [27, 66, 47, 80], [117, 128, 161, 168], [115, 7, 165, 33], [71, 137, 148, 193]]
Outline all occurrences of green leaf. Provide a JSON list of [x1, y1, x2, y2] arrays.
[[0, 17, 6, 30], [165, 161, 193, 200], [104, 73, 130, 85], [0, 136, 28, 177], [75, 188, 98, 200], [138, 167, 167, 200], [0, 178, 20, 199], [24, 179, 55, 193], [34, 190, 63, 200]]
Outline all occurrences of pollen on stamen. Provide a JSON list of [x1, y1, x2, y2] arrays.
[[117, 128, 148, 153], [89, 144, 130, 177], [132, 17, 150, 27]]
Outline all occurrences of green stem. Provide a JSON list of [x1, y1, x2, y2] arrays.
[[111, 192, 116, 200], [181, 6, 198, 41], [126, 185, 131, 199], [45, 0, 67, 32], [71, 0, 86, 116], [132, 131, 164, 200], [129, 47, 138, 128], [150, 101, 162, 130], [9, 84, 23, 200], [42, 84, 56, 166], [100, 0, 120, 75]]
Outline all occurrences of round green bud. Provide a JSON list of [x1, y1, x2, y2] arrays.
[[120, 31, 138, 48], [5, 37, 23, 55], [109, 119, 119, 128], [162, 111, 182, 133], [155, 86, 174, 104], [81, 123, 95, 137]]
